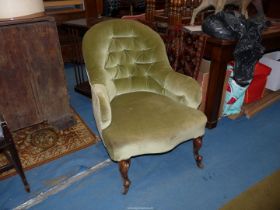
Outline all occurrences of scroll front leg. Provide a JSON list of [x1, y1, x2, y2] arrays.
[[118, 159, 131, 194], [193, 136, 204, 168]]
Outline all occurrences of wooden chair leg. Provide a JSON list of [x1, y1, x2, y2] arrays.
[[1, 117, 30, 193], [9, 144, 30, 192], [118, 159, 131, 194], [193, 136, 204, 168]]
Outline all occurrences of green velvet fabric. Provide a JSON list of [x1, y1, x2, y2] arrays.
[[103, 92, 206, 161], [83, 19, 207, 161]]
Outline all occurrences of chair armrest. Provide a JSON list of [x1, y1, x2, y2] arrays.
[[90, 84, 112, 132], [163, 71, 202, 109]]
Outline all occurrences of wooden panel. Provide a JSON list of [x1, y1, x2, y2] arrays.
[[0, 16, 74, 131], [83, 0, 103, 19], [263, 0, 280, 19], [44, 0, 84, 8], [44, 0, 85, 25], [0, 23, 43, 129]]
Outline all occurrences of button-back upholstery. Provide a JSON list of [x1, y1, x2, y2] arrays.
[[83, 19, 207, 161]]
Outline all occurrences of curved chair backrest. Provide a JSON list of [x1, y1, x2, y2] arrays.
[[82, 19, 172, 100]]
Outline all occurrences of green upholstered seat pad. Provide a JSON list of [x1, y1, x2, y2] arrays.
[[102, 92, 207, 161]]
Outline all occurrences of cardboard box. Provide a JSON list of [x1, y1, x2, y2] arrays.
[[260, 51, 280, 91], [197, 59, 210, 112], [197, 59, 230, 117]]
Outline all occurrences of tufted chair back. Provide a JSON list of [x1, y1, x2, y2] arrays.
[[83, 19, 172, 100]]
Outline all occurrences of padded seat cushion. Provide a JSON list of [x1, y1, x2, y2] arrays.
[[103, 92, 207, 161]]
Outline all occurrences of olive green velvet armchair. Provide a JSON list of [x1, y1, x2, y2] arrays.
[[82, 19, 207, 194]]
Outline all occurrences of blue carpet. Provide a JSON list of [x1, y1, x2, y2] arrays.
[[30, 100, 280, 210], [1, 65, 279, 210]]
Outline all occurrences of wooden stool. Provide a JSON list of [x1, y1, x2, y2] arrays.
[[0, 114, 30, 192]]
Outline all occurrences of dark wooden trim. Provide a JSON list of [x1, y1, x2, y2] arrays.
[[118, 159, 131, 195], [193, 136, 204, 168]]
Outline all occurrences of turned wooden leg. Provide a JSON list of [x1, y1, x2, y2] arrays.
[[193, 136, 204, 168], [5, 147, 30, 192], [118, 159, 131, 194]]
